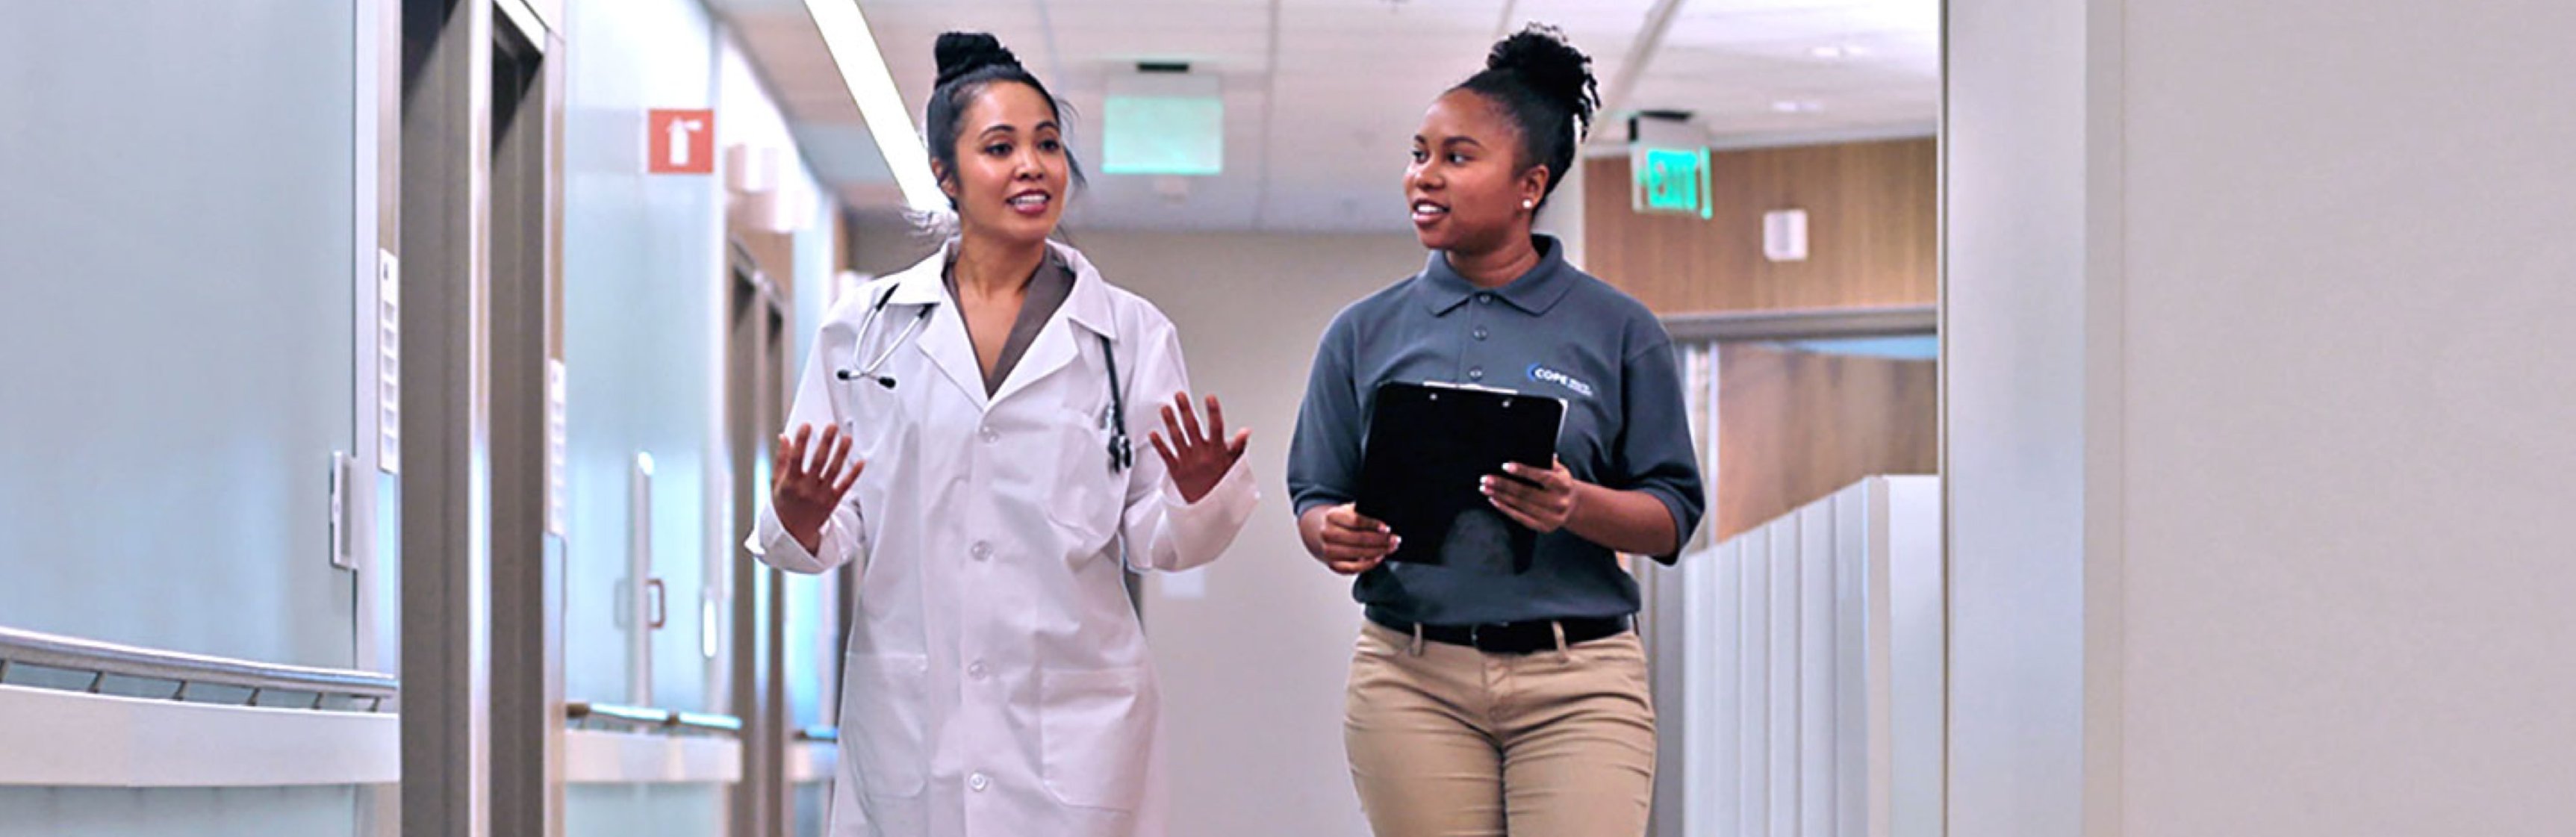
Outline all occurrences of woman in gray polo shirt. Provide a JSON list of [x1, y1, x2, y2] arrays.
[[1287, 25, 1706, 837]]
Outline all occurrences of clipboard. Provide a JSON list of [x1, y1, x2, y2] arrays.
[[1354, 381, 1565, 574]]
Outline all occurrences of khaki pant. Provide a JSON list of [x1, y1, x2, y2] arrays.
[[1343, 620, 1658, 837]]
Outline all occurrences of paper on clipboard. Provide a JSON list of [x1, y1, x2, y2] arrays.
[[1354, 380, 1564, 574]]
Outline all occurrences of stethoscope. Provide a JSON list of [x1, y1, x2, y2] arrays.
[[836, 284, 933, 390], [833, 282, 1133, 473]]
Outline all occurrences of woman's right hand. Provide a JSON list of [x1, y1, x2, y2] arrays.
[[772, 423, 862, 554], [1305, 503, 1399, 575]]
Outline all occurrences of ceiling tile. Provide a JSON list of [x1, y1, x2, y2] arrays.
[[725, 0, 1934, 228]]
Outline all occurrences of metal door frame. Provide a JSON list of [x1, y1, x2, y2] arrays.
[[726, 240, 793, 837], [396, 1, 565, 835], [488, 7, 568, 837]]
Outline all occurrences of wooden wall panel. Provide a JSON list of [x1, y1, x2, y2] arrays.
[[1584, 137, 1936, 315], [1714, 343, 1938, 541]]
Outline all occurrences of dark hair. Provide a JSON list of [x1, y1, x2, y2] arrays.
[[1452, 24, 1601, 210], [927, 31, 1084, 209]]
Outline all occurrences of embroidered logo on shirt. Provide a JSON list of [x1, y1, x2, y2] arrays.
[[1526, 364, 1596, 399]]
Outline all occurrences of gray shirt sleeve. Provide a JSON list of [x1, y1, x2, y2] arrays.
[[1287, 314, 1363, 518], [1607, 336, 1707, 563]]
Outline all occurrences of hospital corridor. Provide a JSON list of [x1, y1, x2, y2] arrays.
[[2, 1, 2572, 836]]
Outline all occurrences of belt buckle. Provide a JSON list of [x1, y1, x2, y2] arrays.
[[1467, 623, 1487, 651]]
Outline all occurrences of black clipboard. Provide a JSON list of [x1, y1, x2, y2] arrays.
[[1354, 381, 1564, 574]]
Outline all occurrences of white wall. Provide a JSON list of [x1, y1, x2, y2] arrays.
[[1943, 0, 2111, 832], [0, 0, 364, 670], [1082, 231, 1426, 837], [1950, 0, 2576, 834], [2115, 1, 2576, 833], [0, 1, 373, 831]]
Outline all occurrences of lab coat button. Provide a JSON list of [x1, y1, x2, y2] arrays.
[[980, 426, 999, 443], [1472, 326, 1489, 340], [1469, 367, 1485, 381], [969, 772, 990, 791], [968, 662, 989, 680], [971, 542, 992, 561]]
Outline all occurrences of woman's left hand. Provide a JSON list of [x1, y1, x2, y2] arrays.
[[1151, 391, 1251, 504], [1484, 458, 1584, 534]]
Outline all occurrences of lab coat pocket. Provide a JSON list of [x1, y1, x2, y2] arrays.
[[841, 653, 931, 798], [1037, 665, 1155, 812], [1045, 414, 1126, 557], [838, 376, 909, 464]]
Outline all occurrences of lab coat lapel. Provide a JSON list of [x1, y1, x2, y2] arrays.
[[915, 299, 990, 411], [988, 242, 1120, 407], [886, 246, 990, 411], [990, 317, 1077, 406]]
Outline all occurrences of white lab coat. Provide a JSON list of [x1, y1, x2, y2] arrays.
[[747, 240, 1257, 837]]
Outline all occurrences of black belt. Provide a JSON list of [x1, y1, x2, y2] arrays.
[[1366, 609, 1631, 656]]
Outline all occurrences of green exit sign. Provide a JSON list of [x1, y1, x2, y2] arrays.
[[1631, 146, 1712, 219]]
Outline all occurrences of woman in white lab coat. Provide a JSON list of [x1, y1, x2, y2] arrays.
[[747, 32, 1258, 837]]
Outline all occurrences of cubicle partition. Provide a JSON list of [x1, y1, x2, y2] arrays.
[[1662, 476, 1943, 837]]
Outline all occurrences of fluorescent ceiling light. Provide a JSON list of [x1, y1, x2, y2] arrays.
[[1772, 100, 1824, 113], [1104, 71, 1225, 176], [805, 0, 944, 212]]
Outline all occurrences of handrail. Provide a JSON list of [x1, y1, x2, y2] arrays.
[[0, 626, 396, 709], [566, 700, 744, 735], [1661, 303, 1936, 343]]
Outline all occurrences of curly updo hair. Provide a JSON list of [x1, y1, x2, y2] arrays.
[[1452, 24, 1602, 211], [924, 31, 1086, 208]]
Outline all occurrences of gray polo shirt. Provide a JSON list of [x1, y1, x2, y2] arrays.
[[1288, 235, 1707, 626]]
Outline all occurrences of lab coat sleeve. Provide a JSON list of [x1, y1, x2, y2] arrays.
[[744, 312, 870, 576], [1116, 308, 1260, 573]]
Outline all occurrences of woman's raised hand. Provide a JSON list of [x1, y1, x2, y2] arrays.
[[1151, 392, 1250, 504], [771, 423, 862, 553]]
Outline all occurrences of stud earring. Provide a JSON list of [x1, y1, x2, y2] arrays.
[[1522, 199, 1536, 210]]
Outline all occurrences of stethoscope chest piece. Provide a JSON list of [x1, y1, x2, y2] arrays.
[[1098, 333, 1133, 474], [1107, 431, 1133, 473]]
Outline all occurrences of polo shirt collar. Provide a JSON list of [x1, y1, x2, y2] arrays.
[[1417, 234, 1578, 316]]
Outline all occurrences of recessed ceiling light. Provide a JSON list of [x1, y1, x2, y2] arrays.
[[1810, 44, 1870, 60], [1772, 100, 1823, 113], [805, 0, 942, 211]]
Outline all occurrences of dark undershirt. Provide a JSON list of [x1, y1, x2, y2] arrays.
[[945, 249, 1075, 396]]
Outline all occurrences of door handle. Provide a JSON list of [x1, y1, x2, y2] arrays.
[[646, 578, 668, 629]]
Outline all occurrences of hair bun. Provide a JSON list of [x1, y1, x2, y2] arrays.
[[1487, 24, 1600, 133], [935, 31, 1021, 87]]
